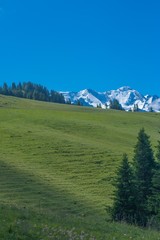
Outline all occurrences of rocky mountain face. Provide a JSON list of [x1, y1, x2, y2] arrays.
[[61, 86, 160, 112]]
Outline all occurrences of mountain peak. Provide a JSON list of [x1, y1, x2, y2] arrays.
[[118, 86, 132, 91], [80, 88, 94, 93]]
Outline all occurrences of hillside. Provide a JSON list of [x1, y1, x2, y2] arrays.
[[0, 94, 160, 239]]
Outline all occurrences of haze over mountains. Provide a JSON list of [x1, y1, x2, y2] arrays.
[[61, 86, 160, 112]]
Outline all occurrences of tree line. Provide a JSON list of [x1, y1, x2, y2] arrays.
[[0, 82, 65, 104], [110, 129, 160, 228]]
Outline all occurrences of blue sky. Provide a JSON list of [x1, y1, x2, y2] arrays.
[[0, 0, 159, 95]]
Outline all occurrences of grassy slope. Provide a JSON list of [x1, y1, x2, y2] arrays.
[[0, 94, 160, 239]]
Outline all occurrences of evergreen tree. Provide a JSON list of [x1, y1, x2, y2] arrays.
[[109, 99, 123, 110], [156, 140, 160, 162], [133, 104, 139, 112], [149, 169, 160, 219], [97, 103, 101, 108], [77, 100, 81, 106], [11, 82, 16, 90], [17, 82, 22, 90], [148, 141, 160, 226], [111, 154, 135, 223], [133, 128, 155, 226], [66, 99, 71, 104], [2, 82, 9, 95], [149, 107, 154, 112]]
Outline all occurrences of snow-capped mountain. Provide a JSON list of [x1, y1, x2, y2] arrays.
[[60, 87, 160, 112]]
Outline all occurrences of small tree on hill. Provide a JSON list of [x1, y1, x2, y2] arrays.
[[133, 104, 139, 112], [66, 99, 71, 104], [148, 141, 160, 225], [76, 99, 81, 106], [156, 140, 160, 162], [111, 154, 135, 223], [109, 99, 123, 110], [97, 103, 101, 108], [149, 107, 154, 112], [133, 128, 155, 226]]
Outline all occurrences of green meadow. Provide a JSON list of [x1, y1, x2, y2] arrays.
[[0, 94, 160, 239]]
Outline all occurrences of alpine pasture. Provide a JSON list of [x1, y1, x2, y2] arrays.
[[0, 94, 160, 239]]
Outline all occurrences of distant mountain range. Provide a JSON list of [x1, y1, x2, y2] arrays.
[[60, 86, 160, 112]]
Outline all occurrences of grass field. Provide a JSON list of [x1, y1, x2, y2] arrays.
[[0, 94, 160, 239]]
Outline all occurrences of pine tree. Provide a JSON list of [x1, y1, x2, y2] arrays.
[[109, 99, 123, 110], [133, 104, 139, 112], [105, 103, 108, 109], [133, 128, 155, 226], [97, 103, 101, 108], [148, 141, 160, 226], [149, 107, 154, 112], [156, 140, 160, 162], [77, 100, 81, 106], [2, 82, 9, 95], [111, 154, 135, 223], [66, 99, 71, 104]]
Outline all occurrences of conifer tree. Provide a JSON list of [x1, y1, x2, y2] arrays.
[[111, 154, 135, 223], [133, 128, 155, 226], [77, 100, 81, 106], [109, 99, 123, 110], [156, 140, 160, 162], [133, 104, 139, 112], [148, 141, 160, 225]]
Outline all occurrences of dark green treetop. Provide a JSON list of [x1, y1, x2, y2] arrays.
[[109, 99, 124, 111]]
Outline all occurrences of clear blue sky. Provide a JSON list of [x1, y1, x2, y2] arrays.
[[0, 0, 159, 95]]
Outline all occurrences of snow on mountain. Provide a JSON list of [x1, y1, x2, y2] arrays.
[[61, 89, 107, 108], [60, 87, 160, 112]]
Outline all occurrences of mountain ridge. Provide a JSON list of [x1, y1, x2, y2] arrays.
[[60, 86, 160, 112]]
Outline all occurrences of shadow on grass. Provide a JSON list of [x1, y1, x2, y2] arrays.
[[0, 159, 110, 235]]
